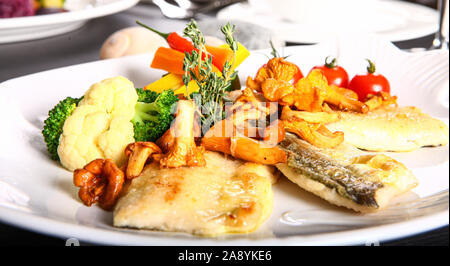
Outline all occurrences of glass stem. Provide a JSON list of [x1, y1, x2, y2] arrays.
[[431, 0, 449, 50]]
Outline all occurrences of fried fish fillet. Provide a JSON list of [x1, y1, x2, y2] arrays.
[[113, 151, 277, 236], [276, 133, 418, 213], [326, 106, 449, 152]]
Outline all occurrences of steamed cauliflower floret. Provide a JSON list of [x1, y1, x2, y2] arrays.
[[58, 76, 138, 171], [80, 77, 137, 119], [97, 116, 135, 165]]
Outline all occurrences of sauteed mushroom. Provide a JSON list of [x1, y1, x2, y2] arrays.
[[159, 100, 206, 168], [73, 159, 125, 211], [124, 142, 162, 179]]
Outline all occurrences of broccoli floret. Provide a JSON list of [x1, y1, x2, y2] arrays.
[[132, 88, 178, 142], [42, 96, 82, 161], [136, 87, 159, 103], [42, 89, 178, 161]]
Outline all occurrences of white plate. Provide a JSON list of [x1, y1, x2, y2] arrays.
[[0, 36, 448, 245], [0, 0, 139, 43], [217, 0, 439, 43]]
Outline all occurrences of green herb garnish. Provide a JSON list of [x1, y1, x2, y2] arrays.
[[182, 20, 239, 132]]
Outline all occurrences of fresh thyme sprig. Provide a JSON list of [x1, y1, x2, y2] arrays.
[[222, 23, 238, 53], [269, 40, 280, 58], [269, 40, 290, 59], [183, 20, 205, 48], [182, 20, 239, 132]]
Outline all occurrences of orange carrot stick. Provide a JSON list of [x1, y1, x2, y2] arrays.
[[150, 47, 186, 75]]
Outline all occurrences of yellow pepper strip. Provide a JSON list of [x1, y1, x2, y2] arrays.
[[144, 73, 184, 93], [220, 42, 250, 71], [174, 63, 221, 95], [174, 80, 200, 95]]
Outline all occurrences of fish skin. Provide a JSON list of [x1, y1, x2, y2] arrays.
[[326, 105, 449, 152], [281, 141, 383, 207], [276, 133, 418, 213]]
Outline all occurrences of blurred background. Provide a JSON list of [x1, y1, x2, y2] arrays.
[[0, 0, 448, 82]]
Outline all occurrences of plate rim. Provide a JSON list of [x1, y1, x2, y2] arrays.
[[0, 204, 447, 245], [0, 0, 139, 29], [216, 0, 439, 43]]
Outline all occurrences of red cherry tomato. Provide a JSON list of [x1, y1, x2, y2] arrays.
[[311, 57, 349, 88], [348, 59, 390, 101], [292, 65, 304, 84]]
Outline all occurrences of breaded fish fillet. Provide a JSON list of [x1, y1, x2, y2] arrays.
[[326, 106, 449, 152], [113, 151, 277, 236], [276, 133, 418, 213]]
